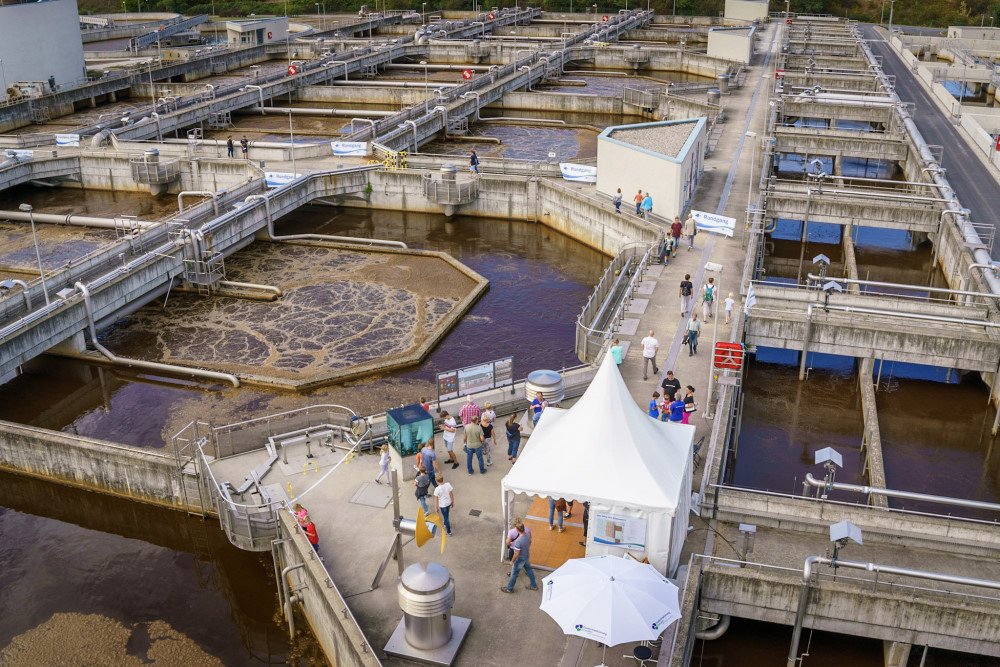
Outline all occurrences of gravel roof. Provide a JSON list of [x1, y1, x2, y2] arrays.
[[607, 122, 699, 159]]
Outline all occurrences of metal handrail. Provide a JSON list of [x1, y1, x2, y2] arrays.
[[694, 553, 1000, 604], [214, 404, 358, 435], [710, 483, 1000, 527]]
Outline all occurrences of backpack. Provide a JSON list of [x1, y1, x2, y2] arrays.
[[705, 285, 715, 302], [682, 282, 692, 297]]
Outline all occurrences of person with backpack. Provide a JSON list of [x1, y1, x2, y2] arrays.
[[702, 277, 716, 323], [679, 274, 694, 316], [613, 187, 622, 214], [683, 212, 697, 249], [240, 136, 249, 159]]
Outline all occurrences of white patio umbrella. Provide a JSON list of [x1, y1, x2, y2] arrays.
[[540, 555, 681, 665]]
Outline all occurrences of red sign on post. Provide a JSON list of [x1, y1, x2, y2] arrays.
[[287, 65, 298, 75], [996, 134, 1000, 151], [462, 69, 473, 80], [786, 17, 793, 24], [602, 14, 609, 21], [488, 12, 495, 19], [775, 69, 785, 80], [713, 342, 745, 370]]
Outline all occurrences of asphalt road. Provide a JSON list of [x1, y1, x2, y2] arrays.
[[862, 24, 1000, 259]]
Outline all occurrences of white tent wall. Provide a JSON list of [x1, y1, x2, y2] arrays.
[[585, 504, 674, 575]]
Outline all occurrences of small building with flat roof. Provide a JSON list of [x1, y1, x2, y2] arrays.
[[725, 0, 769, 22], [708, 25, 756, 64], [597, 118, 707, 221], [226, 17, 288, 46]]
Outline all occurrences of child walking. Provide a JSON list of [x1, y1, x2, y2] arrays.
[[374, 443, 390, 484]]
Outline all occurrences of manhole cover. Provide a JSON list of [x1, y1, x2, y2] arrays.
[[348, 482, 392, 508], [468, 509, 482, 517]]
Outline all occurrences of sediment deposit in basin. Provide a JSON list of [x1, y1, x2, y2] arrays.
[[100, 241, 488, 389]]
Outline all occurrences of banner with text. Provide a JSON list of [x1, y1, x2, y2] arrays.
[[559, 162, 598, 183], [264, 172, 298, 188], [55, 134, 81, 147], [691, 210, 736, 238], [331, 141, 368, 157]]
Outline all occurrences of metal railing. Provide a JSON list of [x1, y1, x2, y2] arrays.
[[128, 155, 180, 184], [211, 404, 361, 459], [422, 173, 478, 205], [575, 241, 657, 362]]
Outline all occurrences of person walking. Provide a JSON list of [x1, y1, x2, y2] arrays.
[[679, 274, 694, 316], [501, 523, 538, 593], [420, 439, 441, 487], [640, 329, 660, 381], [686, 313, 701, 356], [610, 338, 623, 366], [302, 518, 322, 561], [548, 497, 566, 532], [613, 188, 622, 214], [440, 410, 460, 469], [506, 517, 530, 562], [414, 465, 431, 513], [668, 394, 686, 424], [434, 476, 454, 536], [634, 189, 644, 215], [660, 370, 681, 402], [578, 501, 590, 548], [463, 415, 486, 475], [530, 391, 548, 427], [505, 414, 522, 462], [640, 192, 653, 223], [682, 385, 697, 424], [240, 136, 249, 159], [670, 217, 683, 256], [725, 292, 736, 324], [702, 277, 717, 323], [481, 414, 495, 467], [469, 150, 479, 175], [683, 211, 697, 249], [459, 396, 481, 427], [374, 444, 390, 484], [226, 135, 234, 158], [649, 391, 661, 419]]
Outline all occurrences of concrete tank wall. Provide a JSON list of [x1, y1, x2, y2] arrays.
[[0, 0, 87, 93], [0, 420, 206, 513]]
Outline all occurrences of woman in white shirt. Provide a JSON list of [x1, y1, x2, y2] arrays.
[[441, 410, 459, 470]]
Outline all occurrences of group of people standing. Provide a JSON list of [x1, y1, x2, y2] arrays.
[[648, 370, 698, 425]]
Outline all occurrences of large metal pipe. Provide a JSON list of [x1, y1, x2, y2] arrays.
[[244, 194, 407, 250], [383, 63, 492, 71], [217, 280, 283, 297], [0, 210, 156, 229], [75, 281, 240, 387], [247, 106, 394, 117], [801, 473, 1000, 512], [177, 190, 219, 215], [280, 562, 306, 639], [788, 555, 1000, 667], [330, 80, 459, 88], [694, 614, 730, 641]]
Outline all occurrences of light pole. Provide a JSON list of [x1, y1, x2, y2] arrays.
[[745, 130, 757, 215], [420, 60, 429, 114], [880, 0, 886, 25], [286, 110, 296, 177], [702, 262, 722, 419], [422, 2, 427, 24], [887, 0, 896, 33], [18, 204, 49, 306], [0, 59, 7, 101], [315, 3, 320, 29]]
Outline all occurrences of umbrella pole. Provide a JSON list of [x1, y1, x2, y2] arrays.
[[601, 644, 607, 666]]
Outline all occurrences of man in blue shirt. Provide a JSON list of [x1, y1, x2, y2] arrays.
[[648, 391, 660, 419], [420, 439, 440, 488], [668, 397, 686, 423], [501, 524, 537, 593], [530, 391, 548, 427]]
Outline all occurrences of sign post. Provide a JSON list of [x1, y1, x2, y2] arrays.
[[287, 65, 298, 75], [462, 69, 473, 80]]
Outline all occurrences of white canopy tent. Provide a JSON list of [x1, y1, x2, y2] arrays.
[[501, 352, 695, 576]]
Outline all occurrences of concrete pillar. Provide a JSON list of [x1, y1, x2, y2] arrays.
[[883, 641, 911, 667], [109, 91, 117, 103], [48, 331, 87, 356], [89, 97, 97, 108], [859, 357, 889, 507]]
